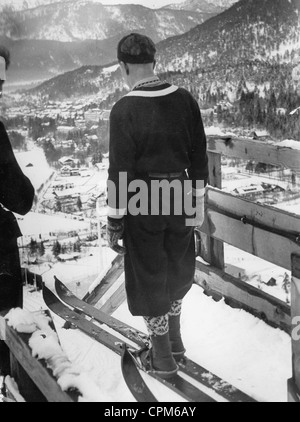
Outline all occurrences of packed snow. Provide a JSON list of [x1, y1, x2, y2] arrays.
[[21, 282, 291, 402], [15, 148, 54, 192], [4, 308, 108, 402], [277, 139, 300, 150], [17, 212, 91, 238]]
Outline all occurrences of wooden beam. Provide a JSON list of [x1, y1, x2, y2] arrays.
[[195, 261, 291, 333], [207, 136, 300, 171], [207, 187, 300, 234], [9, 355, 47, 402], [201, 152, 224, 269], [0, 317, 74, 403], [83, 255, 124, 306], [99, 282, 126, 315], [288, 378, 300, 403], [291, 254, 300, 394], [205, 210, 300, 271], [200, 188, 300, 271]]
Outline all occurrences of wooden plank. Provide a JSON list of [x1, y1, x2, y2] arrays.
[[288, 378, 300, 403], [195, 261, 291, 333], [207, 136, 300, 171], [291, 255, 300, 392], [10, 354, 47, 403], [0, 317, 74, 403], [201, 206, 300, 271], [83, 255, 124, 306], [201, 152, 224, 269], [203, 188, 300, 271], [207, 187, 300, 235], [99, 282, 126, 315]]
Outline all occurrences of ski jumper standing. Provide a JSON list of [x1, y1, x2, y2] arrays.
[[0, 46, 35, 376], [107, 33, 208, 378]]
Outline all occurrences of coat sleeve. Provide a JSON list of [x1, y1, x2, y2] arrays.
[[107, 100, 136, 218], [0, 122, 35, 215], [187, 97, 209, 196]]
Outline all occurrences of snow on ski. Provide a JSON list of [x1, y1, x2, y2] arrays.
[[54, 277, 256, 403], [43, 285, 216, 403]]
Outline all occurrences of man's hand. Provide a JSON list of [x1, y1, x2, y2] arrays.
[[106, 217, 127, 255]]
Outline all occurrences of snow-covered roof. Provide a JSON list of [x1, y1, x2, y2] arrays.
[[58, 157, 78, 164], [235, 185, 265, 195], [57, 126, 76, 133], [58, 253, 80, 261]]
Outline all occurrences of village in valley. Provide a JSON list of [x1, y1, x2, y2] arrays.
[[3, 95, 114, 299]]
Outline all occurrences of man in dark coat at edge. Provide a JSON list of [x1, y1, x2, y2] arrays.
[[107, 34, 208, 378], [0, 46, 35, 376]]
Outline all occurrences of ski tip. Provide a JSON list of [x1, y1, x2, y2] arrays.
[[55, 277, 72, 298], [42, 284, 59, 308], [54, 276, 63, 291]]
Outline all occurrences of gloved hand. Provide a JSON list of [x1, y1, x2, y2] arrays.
[[192, 194, 205, 228], [106, 217, 127, 255]]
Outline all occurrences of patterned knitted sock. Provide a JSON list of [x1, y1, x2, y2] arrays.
[[169, 300, 183, 317], [143, 314, 169, 337]]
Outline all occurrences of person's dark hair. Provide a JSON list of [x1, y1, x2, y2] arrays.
[[118, 33, 156, 65], [0, 46, 10, 69]]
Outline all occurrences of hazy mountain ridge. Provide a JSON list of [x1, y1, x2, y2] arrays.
[[25, 62, 123, 101], [1, 34, 123, 83]]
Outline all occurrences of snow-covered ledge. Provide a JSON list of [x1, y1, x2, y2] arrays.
[[1, 308, 107, 402]]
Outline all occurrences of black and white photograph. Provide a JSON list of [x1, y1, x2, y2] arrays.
[[0, 0, 299, 405]]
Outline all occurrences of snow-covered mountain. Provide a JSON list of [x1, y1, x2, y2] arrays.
[[0, 0, 59, 10], [210, 0, 239, 8], [164, 0, 239, 14], [1, 0, 218, 83], [155, 0, 300, 100], [26, 0, 300, 104], [157, 0, 300, 65], [3, 1, 211, 42]]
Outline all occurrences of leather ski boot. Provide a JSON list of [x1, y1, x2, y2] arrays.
[[169, 315, 186, 360], [140, 332, 179, 379], [169, 303, 186, 361], [142, 315, 178, 379]]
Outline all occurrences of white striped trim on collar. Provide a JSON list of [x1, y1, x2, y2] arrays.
[[126, 85, 178, 98]]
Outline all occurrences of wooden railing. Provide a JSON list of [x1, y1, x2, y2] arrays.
[[195, 135, 300, 402]]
